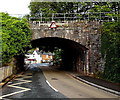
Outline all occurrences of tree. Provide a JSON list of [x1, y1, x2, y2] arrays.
[[28, 2, 119, 21], [53, 47, 63, 65], [101, 21, 120, 83], [88, 2, 119, 21], [29, 2, 88, 21], [1, 12, 31, 66]]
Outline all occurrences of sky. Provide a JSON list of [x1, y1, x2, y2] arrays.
[[0, 0, 31, 15]]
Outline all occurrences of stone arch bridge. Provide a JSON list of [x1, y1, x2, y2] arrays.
[[30, 20, 103, 75]]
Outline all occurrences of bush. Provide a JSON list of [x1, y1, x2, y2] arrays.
[[1, 13, 31, 66], [101, 21, 120, 83]]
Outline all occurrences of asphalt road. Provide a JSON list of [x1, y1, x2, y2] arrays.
[[1, 64, 69, 100], [1, 63, 119, 100], [41, 66, 119, 100]]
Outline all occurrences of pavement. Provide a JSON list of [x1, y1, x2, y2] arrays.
[[72, 74, 120, 96]]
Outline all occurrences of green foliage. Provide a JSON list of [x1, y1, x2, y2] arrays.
[[101, 21, 120, 83], [53, 48, 63, 65], [29, 2, 75, 15], [28, 2, 119, 21], [89, 3, 112, 12], [1, 12, 32, 66], [88, 2, 119, 21]]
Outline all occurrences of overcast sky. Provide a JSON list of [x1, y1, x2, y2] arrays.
[[0, 0, 31, 15]]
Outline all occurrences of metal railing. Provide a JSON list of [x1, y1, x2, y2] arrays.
[[9, 12, 119, 22], [29, 12, 119, 22]]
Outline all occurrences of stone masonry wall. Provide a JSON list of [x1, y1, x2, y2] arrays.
[[30, 20, 102, 74]]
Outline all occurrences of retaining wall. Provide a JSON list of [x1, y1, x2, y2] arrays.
[[0, 66, 13, 82]]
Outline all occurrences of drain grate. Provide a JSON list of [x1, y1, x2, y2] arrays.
[[51, 78, 58, 80]]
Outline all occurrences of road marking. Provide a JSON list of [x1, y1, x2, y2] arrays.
[[14, 78, 32, 82], [22, 76, 32, 78], [0, 75, 31, 99], [46, 80, 58, 92], [8, 85, 31, 90], [0, 96, 2, 99], [15, 79, 32, 82], [1, 89, 29, 98], [9, 81, 31, 86]]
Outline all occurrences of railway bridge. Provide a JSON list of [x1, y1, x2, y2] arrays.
[[30, 19, 102, 75]]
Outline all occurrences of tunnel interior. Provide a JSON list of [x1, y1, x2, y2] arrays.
[[31, 37, 88, 73]]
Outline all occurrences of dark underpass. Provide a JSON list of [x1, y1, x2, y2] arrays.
[[31, 37, 88, 73]]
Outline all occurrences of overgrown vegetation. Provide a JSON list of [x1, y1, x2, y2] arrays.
[[101, 21, 120, 83], [1, 12, 31, 66]]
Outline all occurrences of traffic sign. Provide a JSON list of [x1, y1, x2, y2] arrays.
[[49, 21, 59, 29]]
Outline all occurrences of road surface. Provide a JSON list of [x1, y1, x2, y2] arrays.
[[1, 64, 119, 100], [42, 66, 119, 99]]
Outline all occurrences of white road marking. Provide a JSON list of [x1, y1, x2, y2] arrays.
[[15, 77, 32, 81], [0, 75, 32, 99], [46, 80, 58, 92], [10, 80, 31, 86], [8, 85, 31, 90], [22, 76, 32, 78], [0, 96, 2, 99], [14, 78, 32, 82], [1, 89, 29, 98]]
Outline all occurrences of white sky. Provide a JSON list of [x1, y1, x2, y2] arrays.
[[0, 0, 31, 15]]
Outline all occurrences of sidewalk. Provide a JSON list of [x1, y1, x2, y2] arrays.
[[71, 73, 120, 96], [52, 66, 120, 96]]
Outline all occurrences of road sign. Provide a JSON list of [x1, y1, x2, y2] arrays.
[[49, 21, 59, 29]]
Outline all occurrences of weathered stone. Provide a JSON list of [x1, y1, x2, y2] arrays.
[[30, 21, 103, 74]]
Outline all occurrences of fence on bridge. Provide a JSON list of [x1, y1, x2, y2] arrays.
[[30, 12, 119, 22], [9, 12, 119, 23]]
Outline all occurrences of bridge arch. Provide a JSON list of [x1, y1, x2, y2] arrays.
[[31, 37, 89, 74], [30, 20, 102, 75]]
